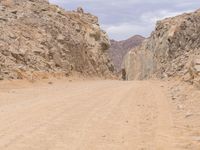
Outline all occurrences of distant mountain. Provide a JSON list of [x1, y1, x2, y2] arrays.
[[108, 35, 145, 72]]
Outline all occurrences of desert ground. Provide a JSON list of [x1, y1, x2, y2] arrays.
[[0, 79, 200, 150]]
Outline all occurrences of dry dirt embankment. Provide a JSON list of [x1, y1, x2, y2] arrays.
[[0, 79, 200, 150]]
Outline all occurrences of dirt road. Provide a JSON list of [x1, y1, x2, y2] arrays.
[[0, 80, 200, 150]]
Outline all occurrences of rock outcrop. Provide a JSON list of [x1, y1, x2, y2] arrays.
[[109, 35, 144, 72], [124, 9, 200, 85], [189, 57, 200, 86], [0, 0, 114, 80]]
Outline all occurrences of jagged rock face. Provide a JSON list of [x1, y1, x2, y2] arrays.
[[189, 57, 200, 86], [123, 40, 155, 80], [124, 9, 200, 83], [109, 35, 144, 72], [0, 0, 114, 80]]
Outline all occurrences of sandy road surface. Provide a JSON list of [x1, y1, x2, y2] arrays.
[[0, 79, 200, 150]]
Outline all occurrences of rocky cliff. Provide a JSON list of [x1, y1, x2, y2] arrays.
[[109, 35, 144, 72], [0, 0, 114, 80], [124, 9, 200, 85]]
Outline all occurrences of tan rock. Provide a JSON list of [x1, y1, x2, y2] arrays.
[[1, 0, 15, 7], [77, 7, 84, 14], [124, 9, 200, 83], [0, 0, 113, 79], [109, 35, 145, 72]]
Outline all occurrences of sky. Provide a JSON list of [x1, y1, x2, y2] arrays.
[[49, 0, 200, 40]]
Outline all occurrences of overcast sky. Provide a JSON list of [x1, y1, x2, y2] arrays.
[[49, 0, 200, 40]]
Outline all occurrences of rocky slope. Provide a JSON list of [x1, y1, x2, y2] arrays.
[[124, 9, 200, 86], [109, 35, 144, 72], [0, 0, 114, 80]]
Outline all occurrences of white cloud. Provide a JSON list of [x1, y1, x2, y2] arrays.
[[102, 9, 194, 40], [49, 0, 200, 40], [140, 9, 194, 24], [102, 23, 154, 40]]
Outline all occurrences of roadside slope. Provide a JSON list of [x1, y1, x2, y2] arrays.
[[0, 0, 113, 80]]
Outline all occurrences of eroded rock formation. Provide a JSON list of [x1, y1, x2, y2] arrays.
[[0, 0, 114, 80], [109, 35, 144, 72], [124, 9, 200, 85]]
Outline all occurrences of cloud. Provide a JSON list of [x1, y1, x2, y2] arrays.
[[102, 23, 154, 40], [102, 9, 194, 40], [49, 0, 200, 40]]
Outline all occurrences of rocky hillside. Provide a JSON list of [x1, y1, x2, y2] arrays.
[[124, 9, 200, 86], [109, 35, 144, 72], [0, 0, 114, 80]]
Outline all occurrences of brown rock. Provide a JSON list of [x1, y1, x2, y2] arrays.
[[77, 7, 84, 14], [124, 9, 200, 82], [0, 0, 113, 80], [109, 35, 145, 72]]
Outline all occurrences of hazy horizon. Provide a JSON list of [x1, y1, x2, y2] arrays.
[[49, 0, 200, 40]]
